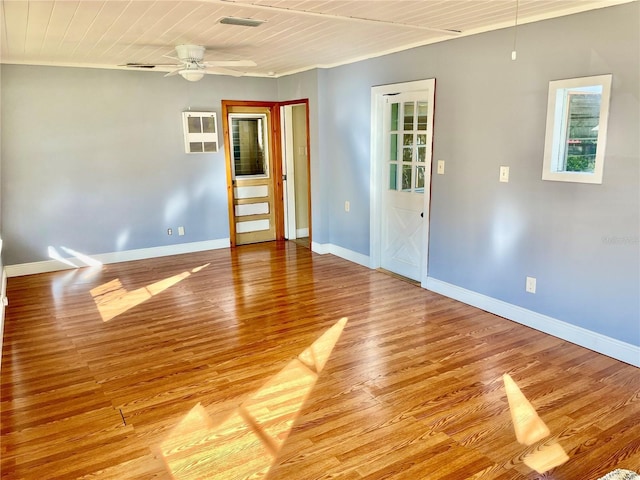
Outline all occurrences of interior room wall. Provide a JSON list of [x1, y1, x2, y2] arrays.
[[0, 66, 277, 265], [309, 2, 639, 346]]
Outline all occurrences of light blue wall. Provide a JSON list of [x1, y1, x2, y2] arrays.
[[308, 3, 639, 345], [1, 66, 277, 264]]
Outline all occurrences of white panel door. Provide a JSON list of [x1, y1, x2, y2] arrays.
[[381, 91, 435, 281]]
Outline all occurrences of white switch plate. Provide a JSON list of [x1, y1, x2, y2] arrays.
[[526, 276, 536, 294], [345, 201, 350, 212], [437, 160, 445, 175], [178, 226, 185, 236], [499, 166, 510, 183]]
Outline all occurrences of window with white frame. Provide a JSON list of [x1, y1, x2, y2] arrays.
[[542, 74, 612, 184]]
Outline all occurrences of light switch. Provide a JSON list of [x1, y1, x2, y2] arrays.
[[526, 276, 536, 294], [499, 166, 510, 183], [437, 160, 445, 175]]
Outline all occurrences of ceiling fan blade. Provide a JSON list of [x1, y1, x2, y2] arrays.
[[120, 63, 157, 69], [204, 67, 244, 77], [121, 62, 181, 69], [202, 60, 257, 67], [164, 68, 182, 77]]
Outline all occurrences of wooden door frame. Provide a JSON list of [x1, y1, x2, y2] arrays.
[[222, 99, 312, 248]]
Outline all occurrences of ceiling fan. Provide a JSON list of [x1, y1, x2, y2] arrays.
[[123, 45, 256, 81]]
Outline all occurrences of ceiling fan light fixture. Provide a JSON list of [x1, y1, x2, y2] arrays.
[[219, 16, 265, 27], [179, 70, 205, 82]]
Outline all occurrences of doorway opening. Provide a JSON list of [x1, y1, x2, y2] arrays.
[[281, 102, 311, 249]]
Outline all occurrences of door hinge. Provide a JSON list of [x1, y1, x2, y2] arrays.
[[282, 174, 287, 181]]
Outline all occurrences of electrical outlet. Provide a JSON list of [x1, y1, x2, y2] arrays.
[[437, 160, 445, 175], [526, 276, 536, 294], [500, 166, 510, 183], [167, 228, 173, 235], [345, 201, 350, 212], [178, 226, 185, 236]]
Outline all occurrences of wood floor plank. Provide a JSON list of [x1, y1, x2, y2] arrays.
[[1, 242, 638, 479]]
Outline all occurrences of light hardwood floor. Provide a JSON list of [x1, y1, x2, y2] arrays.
[[1, 242, 639, 479]]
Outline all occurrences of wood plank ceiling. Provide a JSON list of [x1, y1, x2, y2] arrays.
[[0, 0, 634, 77]]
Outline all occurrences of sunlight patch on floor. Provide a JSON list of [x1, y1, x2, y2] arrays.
[[159, 317, 348, 479], [503, 373, 550, 445], [503, 373, 569, 474], [90, 265, 208, 322]]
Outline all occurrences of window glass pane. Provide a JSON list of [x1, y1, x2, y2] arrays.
[[417, 102, 428, 130], [187, 116, 202, 134], [564, 92, 601, 173], [402, 165, 412, 191], [417, 146, 426, 163], [417, 134, 426, 145], [403, 146, 413, 162], [203, 142, 217, 152], [232, 117, 267, 176], [390, 134, 398, 161], [202, 116, 216, 134], [389, 164, 397, 190], [390, 103, 399, 131], [403, 134, 413, 162], [189, 142, 203, 152], [416, 166, 425, 192], [403, 102, 414, 130]]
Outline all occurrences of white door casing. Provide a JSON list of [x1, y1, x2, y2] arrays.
[[282, 105, 297, 240]]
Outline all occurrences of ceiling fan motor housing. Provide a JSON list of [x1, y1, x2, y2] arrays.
[[175, 44, 206, 62]]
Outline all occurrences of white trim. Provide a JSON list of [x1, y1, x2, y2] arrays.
[[311, 242, 329, 255], [296, 228, 309, 237], [282, 104, 298, 240], [5, 239, 231, 277], [311, 242, 371, 268], [426, 277, 640, 367]]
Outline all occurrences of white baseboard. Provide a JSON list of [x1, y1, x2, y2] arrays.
[[5, 238, 231, 277], [311, 242, 371, 268], [296, 228, 309, 238], [311, 241, 329, 255], [426, 277, 640, 367]]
